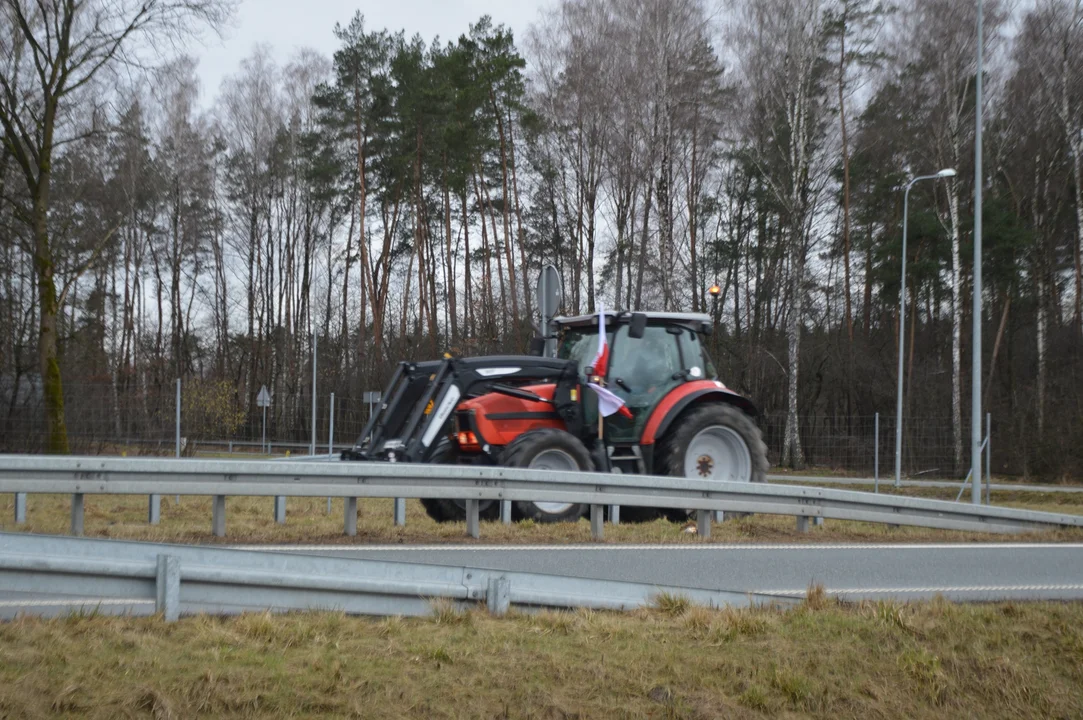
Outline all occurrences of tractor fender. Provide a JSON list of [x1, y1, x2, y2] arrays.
[[641, 381, 759, 445]]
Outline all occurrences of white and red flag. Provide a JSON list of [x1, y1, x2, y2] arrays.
[[587, 303, 633, 419]]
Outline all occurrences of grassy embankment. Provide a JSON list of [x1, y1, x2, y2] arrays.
[[2, 484, 1082, 545], [1, 593, 1081, 719]]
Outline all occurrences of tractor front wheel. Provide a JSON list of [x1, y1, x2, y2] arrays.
[[419, 437, 499, 523], [506, 428, 591, 523]]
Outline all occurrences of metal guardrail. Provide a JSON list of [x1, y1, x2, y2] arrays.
[[768, 475, 1083, 494], [3, 455, 1082, 539], [0, 532, 787, 621]]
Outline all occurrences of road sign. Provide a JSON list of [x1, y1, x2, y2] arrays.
[[257, 385, 271, 408], [362, 391, 381, 404], [536, 265, 562, 358]]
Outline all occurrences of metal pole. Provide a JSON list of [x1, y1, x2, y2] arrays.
[[895, 172, 952, 488], [311, 333, 318, 456], [328, 392, 335, 514], [261, 405, 267, 454], [971, 0, 984, 505], [874, 412, 879, 493], [175, 378, 181, 458], [175, 378, 181, 504], [895, 183, 913, 489], [985, 412, 992, 504]]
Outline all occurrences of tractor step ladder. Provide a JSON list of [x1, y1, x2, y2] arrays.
[[608, 445, 645, 474]]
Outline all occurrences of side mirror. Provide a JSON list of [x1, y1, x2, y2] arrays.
[[528, 337, 546, 356], [629, 312, 648, 339], [700, 321, 712, 336]]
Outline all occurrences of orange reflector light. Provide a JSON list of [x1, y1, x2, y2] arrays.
[[457, 431, 479, 449]]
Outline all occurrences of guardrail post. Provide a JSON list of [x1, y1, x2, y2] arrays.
[[148, 494, 161, 525], [813, 517, 824, 527], [696, 509, 712, 538], [212, 495, 226, 537], [500, 500, 512, 525], [274, 497, 286, 524], [394, 498, 406, 527], [465, 499, 480, 539], [344, 497, 358, 536], [486, 576, 510, 616], [71, 493, 84, 536], [590, 504, 604, 539], [796, 516, 810, 533], [609, 505, 620, 525], [14, 493, 26, 524], [156, 554, 180, 622]]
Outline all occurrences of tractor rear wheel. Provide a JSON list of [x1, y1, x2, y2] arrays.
[[506, 428, 591, 523], [658, 403, 767, 519], [419, 437, 499, 523]]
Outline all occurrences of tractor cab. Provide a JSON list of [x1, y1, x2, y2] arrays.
[[551, 311, 720, 443]]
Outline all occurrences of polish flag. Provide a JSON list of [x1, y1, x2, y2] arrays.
[[587, 303, 633, 419]]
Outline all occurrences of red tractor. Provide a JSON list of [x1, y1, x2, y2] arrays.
[[343, 310, 767, 522]]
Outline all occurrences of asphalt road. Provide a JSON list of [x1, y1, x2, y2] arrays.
[[3, 542, 1082, 619]]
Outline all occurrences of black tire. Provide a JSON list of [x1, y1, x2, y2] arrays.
[[657, 403, 768, 520], [419, 438, 499, 523], [506, 428, 591, 523]]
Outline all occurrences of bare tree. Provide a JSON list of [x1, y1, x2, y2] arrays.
[[0, 0, 235, 452]]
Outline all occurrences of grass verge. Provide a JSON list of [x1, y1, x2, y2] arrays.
[[1, 597, 1082, 718], [2, 489, 1083, 545]]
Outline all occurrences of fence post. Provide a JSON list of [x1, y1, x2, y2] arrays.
[[874, 413, 879, 493], [148, 494, 160, 525], [985, 412, 992, 504], [696, 509, 712, 538], [71, 493, 84, 536], [212, 495, 226, 537], [344, 497, 357, 536], [486, 576, 510, 616], [156, 554, 180, 622], [175, 378, 181, 504], [465, 499, 480, 539], [14, 493, 26, 524], [327, 392, 335, 514], [310, 333, 317, 456]]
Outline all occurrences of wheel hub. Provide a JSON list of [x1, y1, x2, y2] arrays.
[[696, 454, 714, 477]]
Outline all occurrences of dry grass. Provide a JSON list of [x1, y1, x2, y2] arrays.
[[2, 489, 1083, 545], [1, 599, 1082, 718]]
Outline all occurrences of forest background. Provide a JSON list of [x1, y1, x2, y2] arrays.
[[1, 0, 1081, 479]]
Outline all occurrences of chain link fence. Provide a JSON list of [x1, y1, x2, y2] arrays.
[[1, 377, 989, 478]]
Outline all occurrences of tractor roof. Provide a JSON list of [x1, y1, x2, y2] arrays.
[[554, 311, 712, 331]]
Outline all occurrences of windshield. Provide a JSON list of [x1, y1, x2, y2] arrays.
[[556, 327, 612, 376]]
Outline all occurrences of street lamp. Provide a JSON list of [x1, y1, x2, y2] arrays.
[[895, 168, 956, 488], [707, 284, 721, 324]]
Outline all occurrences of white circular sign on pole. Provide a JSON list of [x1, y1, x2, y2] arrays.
[[536, 264, 562, 357]]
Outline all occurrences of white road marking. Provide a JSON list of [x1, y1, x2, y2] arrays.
[[0, 598, 154, 608], [761, 585, 1083, 597], [226, 542, 1083, 553]]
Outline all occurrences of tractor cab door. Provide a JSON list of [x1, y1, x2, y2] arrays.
[[604, 324, 685, 444]]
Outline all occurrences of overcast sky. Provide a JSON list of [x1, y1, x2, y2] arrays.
[[194, 0, 548, 104]]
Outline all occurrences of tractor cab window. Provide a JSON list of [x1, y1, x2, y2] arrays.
[[557, 327, 613, 378], [674, 327, 717, 380]]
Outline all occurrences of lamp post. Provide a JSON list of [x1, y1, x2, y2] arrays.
[[707, 284, 721, 329], [971, 0, 984, 504], [895, 169, 956, 488]]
